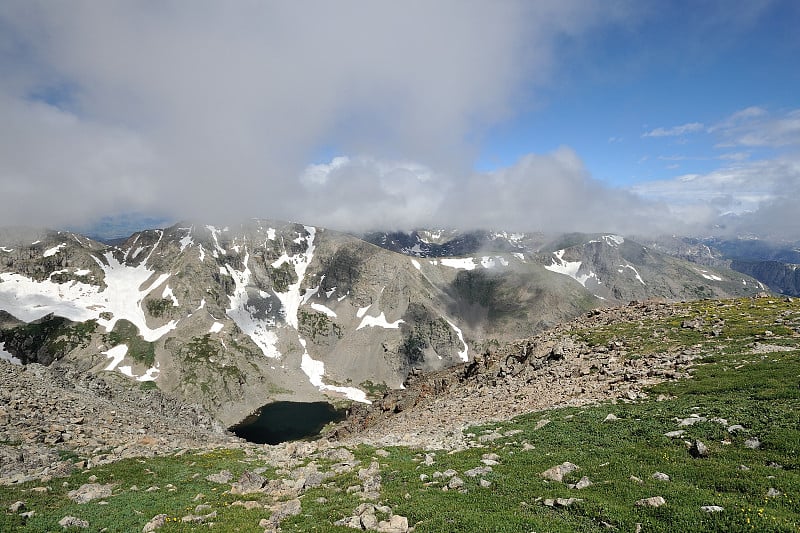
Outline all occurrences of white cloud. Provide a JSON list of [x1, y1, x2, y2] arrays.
[[711, 107, 800, 148], [0, 1, 631, 230], [642, 122, 705, 138], [631, 154, 800, 239], [294, 147, 687, 236]]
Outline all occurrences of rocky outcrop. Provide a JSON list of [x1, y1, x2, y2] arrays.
[[330, 300, 706, 448]]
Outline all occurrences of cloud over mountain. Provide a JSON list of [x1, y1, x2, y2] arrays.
[[0, 1, 629, 230]]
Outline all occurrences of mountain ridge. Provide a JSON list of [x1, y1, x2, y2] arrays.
[[0, 220, 766, 428]]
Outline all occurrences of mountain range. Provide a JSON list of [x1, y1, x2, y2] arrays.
[[0, 220, 774, 428]]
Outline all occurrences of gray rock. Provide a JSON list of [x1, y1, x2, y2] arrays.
[[464, 466, 492, 477], [744, 437, 760, 449], [689, 440, 708, 458], [448, 476, 464, 489], [479, 479, 492, 488], [677, 416, 707, 426], [334, 516, 362, 529], [651, 472, 670, 482], [142, 513, 167, 533], [555, 497, 582, 507], [701, 505, 724, 513], [205, 470, 232, 484], [604, 413, 619, 422], [59, 516, 89, 529], [635, 496, 666, 508], [767, 488, 781, 498], [230, 471, 266, 494], [541, 462, 579, 482], [727, 425, 746, 433], [376, 514, 409, 533], [8, 501, 25, 512], [570, 476, 593, 489], [664, 430, 685, 438], [361, 512, 378, 529], [264, 499, 301, 528], [67, 483, 114, 504]]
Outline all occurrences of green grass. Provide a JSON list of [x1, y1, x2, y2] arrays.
[[0, 449, 277, 532], [105, 319, 156, 367], [2, 297, 798, 531]]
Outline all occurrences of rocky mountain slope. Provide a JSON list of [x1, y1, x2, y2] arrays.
[[2, 294, 797, 532], [644, 235, 800, 297], [0, 222, 764, 428]]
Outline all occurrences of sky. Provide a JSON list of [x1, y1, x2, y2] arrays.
[[0, 1, 798, 240]]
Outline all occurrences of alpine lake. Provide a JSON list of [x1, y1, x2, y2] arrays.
[[230, 401, 346, 444]]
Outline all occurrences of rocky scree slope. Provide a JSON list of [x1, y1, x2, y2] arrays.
[[331, 296, 790, 449], [0, 359, 234, 485]]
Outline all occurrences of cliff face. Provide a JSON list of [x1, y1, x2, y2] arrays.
[[731, 260, 800, 296]]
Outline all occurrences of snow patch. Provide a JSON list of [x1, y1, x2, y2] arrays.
[[0, 247, 13, 253], [619, 264, 645, 285], [103, 344, 128, 371], [225, 252, 281, 358], [43, 243, 67, 257], [356, 304, 371, 318], [74, 269, 91, 276], [445, 319, 469, 362], [271, 227, 316, 329], [440, 257, 476, 270], [603, 235, 625, 246], [0, 252, 177, 341], [411, 259, 421, 270], [697, 269, 723, 281], [178, 227, 194, 252], [480, 256, 509, 269], [267, 228, 276, 240], [310, 303, 337, 318], [206, 225, 227, 255], [162, 285, 179, 307], [512, 253, 526, 262], [491, 231, 525, 243], [0, 342, 21, 365], [136, 362, 160, 382], [544, 250, 597, 287], [209, 322, 224, 334], [357, 312, 404, 330], [299, 339, 371, 404]]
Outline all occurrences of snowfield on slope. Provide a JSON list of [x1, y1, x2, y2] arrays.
[[544, 250, 598, 288], [0, 249, 178, 342]]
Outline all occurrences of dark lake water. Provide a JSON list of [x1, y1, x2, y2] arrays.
[[230, 401, 346, 445]]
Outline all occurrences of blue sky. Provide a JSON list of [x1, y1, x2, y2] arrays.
[[0, 1, 798, 238], [476, 0, 800, 186]]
